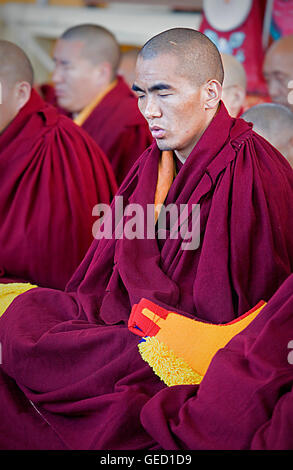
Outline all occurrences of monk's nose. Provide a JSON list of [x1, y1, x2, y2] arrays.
[[52, 67, 63, 84], [267, 77, 283, 100], [144, 97, 162, 119]]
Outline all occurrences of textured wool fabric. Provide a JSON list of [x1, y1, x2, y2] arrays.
[[0, 103, 292, 450], [0, 89, 117, 289]]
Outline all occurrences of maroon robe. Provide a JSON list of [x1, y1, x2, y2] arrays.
[[41, 76, 153, 186], [0, 89, 117, 290], [0, 103, 292, 450]]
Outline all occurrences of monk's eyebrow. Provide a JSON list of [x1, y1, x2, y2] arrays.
[[132, 84, 144, 93], [149, 83, 172, 92], [132, 83, 173, 93]]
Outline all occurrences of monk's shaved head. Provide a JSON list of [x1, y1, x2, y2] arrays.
[[0, 40, 34, 87], [60, 23, 121, 76], [265, 34, 293, 62], [242, 103, 293, 166], [242, 102, 293, 139], [138, 28, 224, 86], [221, 53, 246, 89]]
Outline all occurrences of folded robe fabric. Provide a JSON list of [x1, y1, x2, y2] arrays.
[[0, 89, 117, 289], [41, 76, 153, 186], [0, 103, 292, 450]]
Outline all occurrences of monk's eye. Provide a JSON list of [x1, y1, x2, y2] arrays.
[[137, 94, 146, 100], [158, 93, 171, 98]]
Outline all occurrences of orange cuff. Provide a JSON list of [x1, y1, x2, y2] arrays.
[[129, 298, 266, 386]]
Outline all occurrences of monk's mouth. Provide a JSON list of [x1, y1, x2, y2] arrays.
[[150, 127, 166, 139], [55, 89, 67, 98]]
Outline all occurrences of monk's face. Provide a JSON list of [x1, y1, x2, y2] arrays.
[[134, 53, 211, 162], [52, 39, 104, 113], [263, 47, 293, 111], [0, 77, 22, 134]]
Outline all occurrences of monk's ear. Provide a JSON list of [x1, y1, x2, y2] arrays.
[[14, 81, 31, 112], [203, 79, 222, 110]]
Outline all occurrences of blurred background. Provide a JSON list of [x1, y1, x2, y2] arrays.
[[0, 0, 292, 98]]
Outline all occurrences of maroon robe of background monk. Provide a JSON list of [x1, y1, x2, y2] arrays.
[[0, 29, 292, 451], [0, 40, 117, 290], [42, 23, 152, 186]]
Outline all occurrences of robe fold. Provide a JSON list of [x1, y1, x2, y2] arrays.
[[0, 89, 117, 290], [41, 76, 153, 186], [0, 103, 292, 450]]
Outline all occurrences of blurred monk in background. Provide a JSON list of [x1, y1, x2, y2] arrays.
[[242, 102, 293, 168], [0, 40, 117, 290], [221, 53, 247, 117], [118, 47, 140, 89], [263, 34, 293, 112], [43, 24, 152, 186]]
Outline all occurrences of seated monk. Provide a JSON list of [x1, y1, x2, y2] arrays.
[[242, 102, 293, 168], [221, 53, 247, 118], [41, 24, 153, 186], [0, 28, 293, 451], [0, 40, 117, 290]]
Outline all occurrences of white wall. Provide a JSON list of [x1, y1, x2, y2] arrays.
[[0, 2, 202, 82]]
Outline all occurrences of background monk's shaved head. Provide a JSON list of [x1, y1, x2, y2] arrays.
[[221, 53, 246, 89], [0, 40, 34, 87], [242, 103, 293, 166], [60, 23, 121, 75], [138, 28, 224, 86], [265, 34, 293, 61], [242, 102, 293, 139], [221, 53, 247, 117]]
